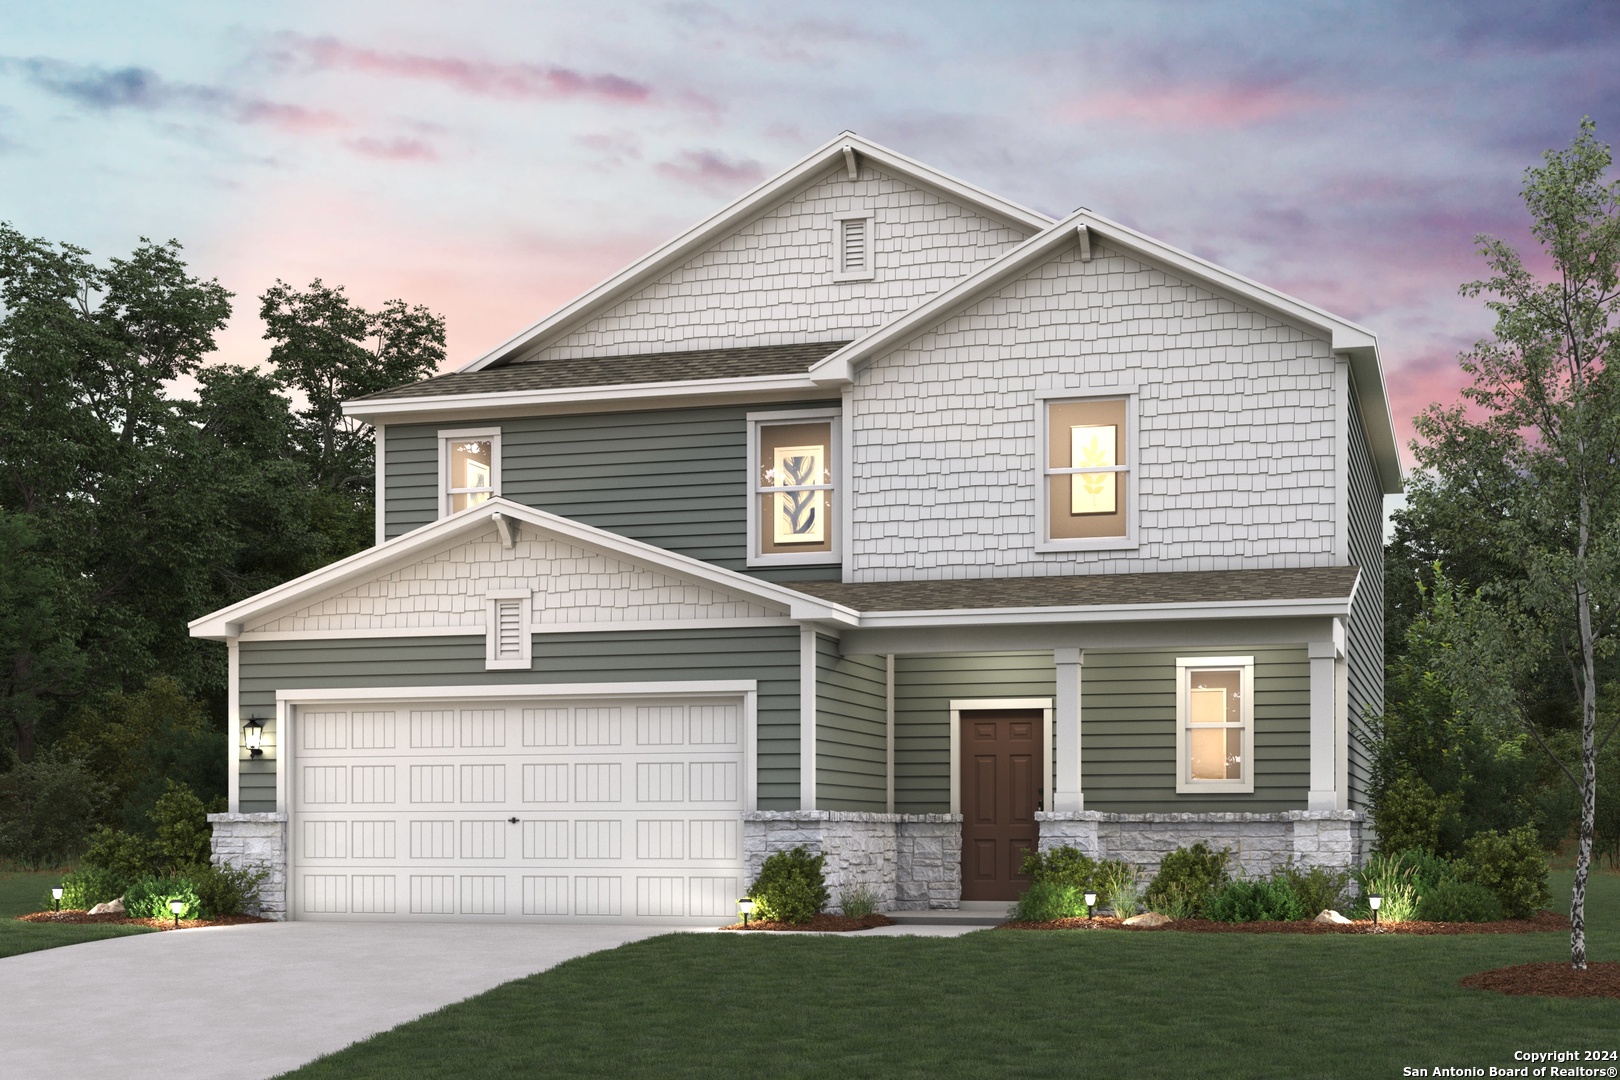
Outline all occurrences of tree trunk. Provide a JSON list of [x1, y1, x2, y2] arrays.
[[1571, 494, 1596, 971]]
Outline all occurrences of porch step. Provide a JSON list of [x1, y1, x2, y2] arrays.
[[888, 902, 1007, 927]]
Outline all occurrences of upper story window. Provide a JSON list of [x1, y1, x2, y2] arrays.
[[747, 409, 840, 566], [1038, 393, 1136, 551], [1175, 657, 1254, 795], [440, 427, 501, 517], [833, 213, 874, 282]]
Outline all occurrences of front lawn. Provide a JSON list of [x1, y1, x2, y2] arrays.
[[0, 869, 155, 959], [281, 869, 1620, 1080]]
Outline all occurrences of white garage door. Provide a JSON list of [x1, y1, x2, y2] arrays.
[[288, 694, 745, 923]]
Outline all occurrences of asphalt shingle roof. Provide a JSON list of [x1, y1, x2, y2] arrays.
[[351, 340, 851, 402], [787, 566, 1361, 613]]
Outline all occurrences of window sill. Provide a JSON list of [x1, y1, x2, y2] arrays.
[[1034, 537, 1139, 554], [746, 552, 841, 568], [1174, 781, 1256, 796]]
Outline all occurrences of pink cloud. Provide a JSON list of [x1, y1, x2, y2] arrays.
[[282, 36, 652, 104], [238, 99, 347, 133], [1060, 82, 1326, 129], [654, 149, 765, 192], [346, 135, 437, 162]]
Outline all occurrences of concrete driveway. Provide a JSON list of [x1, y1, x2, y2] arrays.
[[0, 921, 669, 1080]]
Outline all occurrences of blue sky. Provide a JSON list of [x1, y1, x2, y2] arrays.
[[3, 1, 1616, 464]]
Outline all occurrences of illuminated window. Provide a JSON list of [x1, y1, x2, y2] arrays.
[[439, 428, 501, 517], [748, 411, 839, 565], [1044, 398, 1128, 541], [1176, 657, 1254, 794]]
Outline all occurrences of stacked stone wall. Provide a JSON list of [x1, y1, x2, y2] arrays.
[[207, 812, 288, 920], [1036, 810, 1365, 881], [743, 811, 961, 911]]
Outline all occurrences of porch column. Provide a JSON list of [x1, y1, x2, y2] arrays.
[[1054, 647, 1084, 812], [1307, 638, 1340, 811]]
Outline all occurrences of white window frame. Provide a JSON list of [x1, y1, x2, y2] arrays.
[[1175, 656, 1255, 795], [438, 427, 502, 518], [484, 589, 533, 670], [832, 212, 875, 283], [1034, 387, 1139, 553], [746, 407, 842, 568]]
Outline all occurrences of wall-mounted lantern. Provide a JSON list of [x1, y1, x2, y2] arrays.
[[243, 716, 265, 758]]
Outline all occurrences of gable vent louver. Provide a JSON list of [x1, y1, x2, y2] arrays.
[[495, 599, 523, 659], [841, 218, 867, 273]]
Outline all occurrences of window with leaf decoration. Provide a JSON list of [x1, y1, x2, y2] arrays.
[[1175, 657, 1255, 795], [439, 428, 501, 516], [1044, 398, 1129, 543], [750, 415, 837, 563]]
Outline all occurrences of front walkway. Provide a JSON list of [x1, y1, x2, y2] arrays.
[[2, 919, 989, 1079]]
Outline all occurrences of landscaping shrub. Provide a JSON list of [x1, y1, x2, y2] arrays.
[[1204, 875, 1306, 923], [190, 861, 268, 917], [1373, 772, 1454, 856], [0, 750, 109, 869], [838, 884, 878, 919], [1019, 846, 1097, 890], [747, 846, 829, 924], [1097, 861, 1140, 918], [1282, 863, 1351, 915], [124, 874, 203, 921], [151, 780, 211, 869], [51, 865, 126, 910], [1149, 883, 1201, 920], [1456, 826, 1550, 920], [1416, 878, 1504, 923], [1010, 881, 1088, 922], [1145, 843, 1230, 916], [81, 825, 158, 883], [1354, 854, 1422, 923]]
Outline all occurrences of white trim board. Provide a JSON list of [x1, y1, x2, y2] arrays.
[[947, 697, 1054, 816], [237, 618, 801, 643]]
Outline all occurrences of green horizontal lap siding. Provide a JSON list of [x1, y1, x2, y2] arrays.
[[236, 627, 801, 814], [815, 635, 887, 811], [892, 653, 1056, 815], [1345, 393, 1385, 810], [1080, 647, 1310, 813], [382, 404, 841, 582]]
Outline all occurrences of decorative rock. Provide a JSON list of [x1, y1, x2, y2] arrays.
[[1314, 909, 1353, 925], [1123, 912, 1173, 927], [89, 897, 125, 916]]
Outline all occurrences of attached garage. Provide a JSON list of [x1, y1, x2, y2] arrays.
[[282, 685, 755, 924]]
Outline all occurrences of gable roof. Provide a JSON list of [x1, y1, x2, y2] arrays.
[[455, 132, 1053, 374], [188, 497, 858, 640], [807, 210, 1403, 493]]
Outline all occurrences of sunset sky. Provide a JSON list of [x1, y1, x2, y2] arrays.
[[4, 1, 1617, 475]]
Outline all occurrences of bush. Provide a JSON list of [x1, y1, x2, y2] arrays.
[[1010, 881, 1088, 922], [51, 866, 126, 911], [1417, 878, 1504, 923], [747, 846, 828, 924], [1374, 772, 1454, 856], [1354, 853, 1423, 923], [1020, 846, 1097, 890], [1145, 843, 1231, 917], [838, 884, 878, 919], [0, 751, 109, 869], [1097, 861, 1140, 918], [190, 861, 268, 918], [81, 825, 158, 883], [1282, 863, 1351, 915], [1204, 875, 1306, 923], [1457, 826, 1550, 920], [151, 780, 211, 869], [124, 874, 203, 921], [1149, 883, 1201, 920]]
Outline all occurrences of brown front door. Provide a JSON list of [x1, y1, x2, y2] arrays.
[[960, 710, 1042, 901]]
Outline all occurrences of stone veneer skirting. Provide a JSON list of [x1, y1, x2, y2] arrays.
[[208, 812, 288, 920], [743, 811, 962, 912], [1035, 810, 1368, 879]]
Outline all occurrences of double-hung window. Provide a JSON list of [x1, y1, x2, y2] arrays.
[[1038, 394, 1135, 550], [439, 428, 501, 517], [1175, 657, 1255, 794], [747, 410, 839, 565]]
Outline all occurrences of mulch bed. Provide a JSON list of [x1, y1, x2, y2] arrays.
[[1461, 962, 1620, 999], [723, 913, 895, 932], [16, 910, 270, 930], [999, 911, 1570, 934]]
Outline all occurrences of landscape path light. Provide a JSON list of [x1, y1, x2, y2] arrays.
[[738, 897, 756, 928], [1368, 893, 1382, 929], [52, 887, 62, 913], [1083, 890, 1097, 921], [169, 898, 184, 929]]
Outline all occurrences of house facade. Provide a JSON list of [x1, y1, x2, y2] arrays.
[[193, 133, 1400, 923]]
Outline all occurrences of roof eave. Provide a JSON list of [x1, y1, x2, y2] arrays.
[[851, 595, 1355, 629], [341, 372, 827, 421]]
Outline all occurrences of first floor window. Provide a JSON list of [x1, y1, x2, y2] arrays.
[[749, 412, 838, 564], [1176, 657, 1254, 794], [440, 428, 501, 516]]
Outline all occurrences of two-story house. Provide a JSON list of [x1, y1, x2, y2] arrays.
[[192, 133, 1400, 923]]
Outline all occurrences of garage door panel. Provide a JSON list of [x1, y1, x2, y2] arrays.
[[410, 764, 455, 803], [304, 711, 347, 750], [460, 709, 507, 748], [304, 874, 347, 913], [689, 761, 738, 803], [460, 875, 505, 915], [522, 763, 568, 803], [574, 762, 621, 802], [575, 876, 622, 916], [636, 819, 684, 860], [636, 706, 685, 746], [689, 819, 739, 861], [351, 711, 396, 749], [574, 708, 623, 747], [522, 709, 569, 747], [689, 876, 740, 918], [523, 819, 568, 859], [410, 875, 455, 914], [459, 763, 506, 803], [411, 710, 456, 749], [460, 820, 508, 860], [304, 820, 347, 859], [352, 765, 395, 804], [523, 875, 569, 915], [303, 766, 347, 805], [574, 819, 622, 860], [410, 820, 456, 859], [352, 820, 395, 858], [637, 761, 684, 802], [352, 875, 395, 914]]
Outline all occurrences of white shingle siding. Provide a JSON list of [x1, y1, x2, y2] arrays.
[[848, 241, 1339, 579], [533, 165, 1032, 360], [245, 528, 785, 634]]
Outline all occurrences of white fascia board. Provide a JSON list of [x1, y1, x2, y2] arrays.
[[190, 497, 858, 640], [275, 681, 758, 704], [343, 372, 825, 423], [852, 595, 1355, 630], [455, 133, 1052, 376]]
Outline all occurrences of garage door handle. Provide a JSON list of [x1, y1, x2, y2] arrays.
[[508, 817, 519, 824]]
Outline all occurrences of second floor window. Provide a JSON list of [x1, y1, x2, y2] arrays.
[[749, 413, 838, 564], [440, 428, 501, 516], [1042, 397, 1130, 546]]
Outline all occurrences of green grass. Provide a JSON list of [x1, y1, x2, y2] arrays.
[[0, 868, 155, 959], [279, 869, 1620, 1080]]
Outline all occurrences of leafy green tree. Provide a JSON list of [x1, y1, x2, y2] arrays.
[[0, 509, 87, 761], [1412, 119, 1620, 969]]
